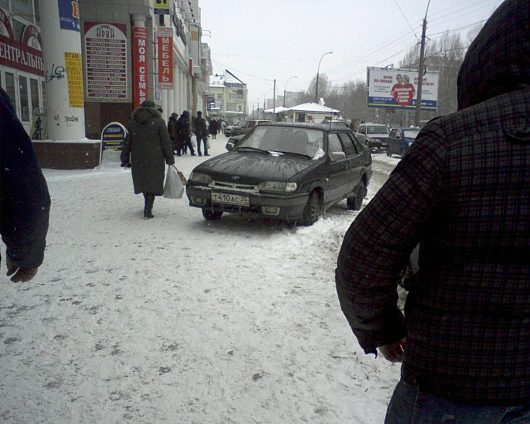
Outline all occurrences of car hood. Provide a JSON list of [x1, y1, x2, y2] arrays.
[[194, 151, 318, 183]]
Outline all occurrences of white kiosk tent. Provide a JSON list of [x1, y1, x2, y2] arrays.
[[286, 102, 341, 123]]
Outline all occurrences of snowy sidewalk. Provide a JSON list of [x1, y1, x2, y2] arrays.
[[1, 136, 401, 423]]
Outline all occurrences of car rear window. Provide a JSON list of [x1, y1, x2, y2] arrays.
[[366, 125, 389, 135], [403, 129, 420, 139]]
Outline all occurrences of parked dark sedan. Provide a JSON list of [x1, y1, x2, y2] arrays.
[[386, 127, 420, 157], [186, 122, 372, 225]]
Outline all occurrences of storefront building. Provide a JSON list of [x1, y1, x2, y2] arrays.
[[0, 0, 211, 169]]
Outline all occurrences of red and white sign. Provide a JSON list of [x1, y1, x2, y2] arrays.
[[157, 26, 173, 90], [132, 26, 148, 108], [0, 8, 44, 76]]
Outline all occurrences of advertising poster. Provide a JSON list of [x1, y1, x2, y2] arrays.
[[153, 0, 170, 15], [132, 26, 148, 108], [101, 122, 127, 151], [367, 67, 439, 111], [64, 52, 84, 107], [58, 0, 80, 32], [84, 22, 127, 100], [157, 26, 173, 89]]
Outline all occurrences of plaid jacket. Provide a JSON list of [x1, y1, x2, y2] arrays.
[[336, 0, 530, 404]]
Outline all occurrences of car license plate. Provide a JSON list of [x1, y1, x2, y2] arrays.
[[211, 192, 250, 206]]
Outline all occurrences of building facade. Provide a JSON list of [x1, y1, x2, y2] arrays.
[[207, 70, 247, 124], [0, 0, 212, 168]]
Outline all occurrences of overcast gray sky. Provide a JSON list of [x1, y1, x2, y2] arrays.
[[199, 0, 503, 110]]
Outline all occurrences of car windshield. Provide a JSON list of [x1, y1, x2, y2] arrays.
[[237, 126, 324, 158], [403, 129, 420, 139], [367, 125, 389, 135]]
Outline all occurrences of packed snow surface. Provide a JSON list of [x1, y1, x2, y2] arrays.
[[1, 135, 402, 423]]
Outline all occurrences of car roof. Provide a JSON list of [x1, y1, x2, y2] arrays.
[[257, 122, 352, 131], [360, 122, 388, 127]]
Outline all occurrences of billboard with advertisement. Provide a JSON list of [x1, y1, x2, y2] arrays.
[[84, 22, 128, 100], [367, 67, 439, 111], [58, 0, 80, 32]]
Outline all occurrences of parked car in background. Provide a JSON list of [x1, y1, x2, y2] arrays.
[[186, 122, 372, 226], [224, 121, 243, 137], [225, 119, 272, 151], [355, 122, 390, 151], [386, 127, 421, 157]]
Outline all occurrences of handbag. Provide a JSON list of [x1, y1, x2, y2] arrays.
[[163, 165, 185, 199]]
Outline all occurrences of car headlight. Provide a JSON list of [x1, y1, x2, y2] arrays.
[[258, 181, 297, 193], [189, 171, 213, 184]]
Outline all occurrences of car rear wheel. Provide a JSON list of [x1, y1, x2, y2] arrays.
[[299, 191, 320, 226], [202, 209, 223, 220], [347, 181, 367, 211]]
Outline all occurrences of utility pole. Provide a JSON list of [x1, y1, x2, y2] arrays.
[[415, 2, 430, 127], [273, 79, 276, 121]]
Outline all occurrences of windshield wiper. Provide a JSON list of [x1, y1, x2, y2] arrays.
[[235, 146, 269, 154], [274, 150, 312, 159]]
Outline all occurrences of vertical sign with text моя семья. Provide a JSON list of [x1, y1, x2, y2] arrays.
[[132, 26, 148, 108]]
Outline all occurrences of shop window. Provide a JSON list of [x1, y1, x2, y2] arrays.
[[19, 75, 29, 121], [12, 0, 33, 21], [30, 78, 40, 114], [5, 72, 16, 109]]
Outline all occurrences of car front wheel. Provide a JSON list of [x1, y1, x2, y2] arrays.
[[347, 182, 367, 211], [202, 209, 223, 220], [298, 191, 321, 226]]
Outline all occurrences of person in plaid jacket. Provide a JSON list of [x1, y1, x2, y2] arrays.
[[336, 0, 530, 422]]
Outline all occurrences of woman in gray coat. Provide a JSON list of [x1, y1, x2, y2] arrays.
[[121, 100, 174, 218]]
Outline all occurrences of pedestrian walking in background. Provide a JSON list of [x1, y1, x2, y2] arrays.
[[177, 110, 195, 156], [336, 0, 530, 422], [210, 118, 219, 139], [0, 87, 51, 282], [121, 100, 174, 219], [168, 112, 179, 155], [193, 111, 209, 156]]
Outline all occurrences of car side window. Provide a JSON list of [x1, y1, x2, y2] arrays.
[[338, 132, 359, 156], [328, 133, 344, 154], [350, 133, 365, 152], [389, 129, 397, 137]]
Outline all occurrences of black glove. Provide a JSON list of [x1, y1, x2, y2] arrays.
[[121, 162, 131, 168]]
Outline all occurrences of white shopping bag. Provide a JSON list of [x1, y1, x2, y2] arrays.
[[163, 165, 185, 199], [190, 134, 197, 148]]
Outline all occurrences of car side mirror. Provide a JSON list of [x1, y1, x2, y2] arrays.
[[225, 140, 235, 151], [329, 151, 346, 162]]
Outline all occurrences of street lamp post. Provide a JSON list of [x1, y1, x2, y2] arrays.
[[315, 51, 333, 103], [283, 75, 297, 108]]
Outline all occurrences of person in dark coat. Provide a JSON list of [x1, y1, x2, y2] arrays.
[[193, 111, 209, 156], [336, 0, 530, 421], [0, 87, 50, 282], [167, 112, 179, 155], [210, 118, 218, 139], [176, 111, 195, 156], [121, 100, 174, 219]]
